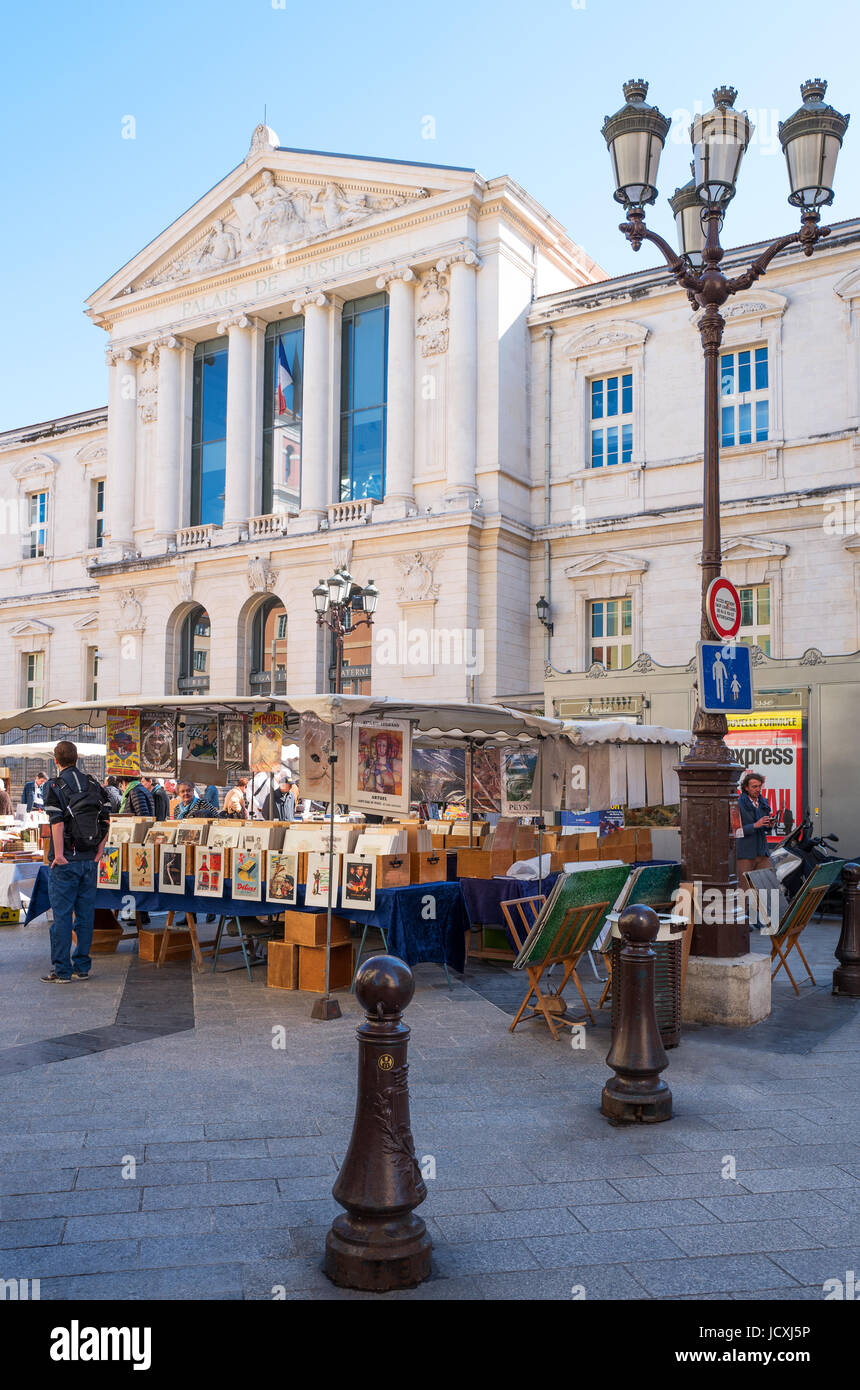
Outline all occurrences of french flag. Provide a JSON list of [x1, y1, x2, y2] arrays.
[[275, 338, 293, 416]]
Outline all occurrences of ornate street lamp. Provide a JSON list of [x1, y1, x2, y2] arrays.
[[314, 570, 378, 694], [601, 79, 849, 957], [535, 595, 554, 636]]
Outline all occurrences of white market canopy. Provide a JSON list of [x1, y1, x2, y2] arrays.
[[0, 741, 107, 759]]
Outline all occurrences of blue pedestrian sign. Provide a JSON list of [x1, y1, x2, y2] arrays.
[[697, 641, 754, 713]]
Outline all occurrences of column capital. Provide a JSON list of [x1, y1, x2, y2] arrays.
[[105, 345, 137, 367], [291, 291, 332, 314], [375, 266, 417, 290], [435, 247, 482, 274], [147, 334, 187, 355], [216, 312, 260, 336]]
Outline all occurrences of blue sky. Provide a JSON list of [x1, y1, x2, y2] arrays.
[[1, 0, 857, 431]]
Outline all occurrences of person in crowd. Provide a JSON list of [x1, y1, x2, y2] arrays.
[[250, 770, 271, 819], [141, 776, 170, 821], [172, 781, 219, 819], [22, 770, 47, 813], [204, 783, 221, 813], [736, 770, 775, 878], [273, 776, 296, 821], [103, 775, 122, 813], [118, 775, 155, 817], [222, 776, 250, 818], [41, 741, 110, 983], [0, 778, 12, 816]]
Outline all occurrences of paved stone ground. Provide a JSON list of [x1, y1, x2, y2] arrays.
[[0, 910, 858, 1301]]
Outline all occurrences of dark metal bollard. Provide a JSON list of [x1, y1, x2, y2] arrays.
[[601, 904, 673, 1125], [325, 955, 432, 1291], [833, 862, 860, 998]]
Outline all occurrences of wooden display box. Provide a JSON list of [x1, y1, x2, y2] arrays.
[[282, 910, 350, 948], [138, 928, 193, 961], [377, 853, 412, 888], [298, 941, 354, 992], [411, 851, 447, 883], [635, 830, 653, 860], [455, 848, 515, 880], [267, 939, 300, 990], [431, 833, 451, 849]]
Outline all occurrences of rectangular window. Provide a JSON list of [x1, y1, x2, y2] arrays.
[[719, 346, 770, 448], [191, 339, 228, 527], [24, 652, 44, 709], [94, 480, 105, 549], [738, 583, 771, 655], [589, 598, 632, 669], [262, 317, 304, 516], [26, 491, 48, 559], [590, 372, 633, 467], [276, 613, 287, 640], [87, 647, 99, 701], [340, 293, 388, 501], [193, 649, 207, 672]]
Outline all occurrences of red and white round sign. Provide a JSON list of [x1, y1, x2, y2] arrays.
[[706, 576, 741, 640]]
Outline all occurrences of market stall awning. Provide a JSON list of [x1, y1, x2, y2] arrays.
[[563, 720, 691, 745], [0, 741, 106, 758]]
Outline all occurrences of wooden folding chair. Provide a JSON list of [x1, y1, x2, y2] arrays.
[[500, 895, 546, 954], [743, 861, 843, 995], [509, 900, 610, 1038]]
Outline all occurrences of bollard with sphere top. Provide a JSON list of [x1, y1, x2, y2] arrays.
[[833, 862, 860, 998], [325, 955, 432, 1291], [601, 904, 673, 1125]]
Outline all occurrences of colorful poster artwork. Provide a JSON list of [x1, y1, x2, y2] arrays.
[[298, 714, 349, 803], [350, 718, 411, 815], [220, 715, 249, 769], [305, 852, 341, 907], [184, 720, 219, 764], [500, 746, 538, 816], [233, 850, 262, 901], [159, 845, 186, 893], [265, 851, 298, 905], [342, 854, 376, 912], [129, 844, 155, 892], [726, 710, 804, 839], [410, 747, 501, 812], [251, 712, 284, 774], [98, 845, 121, 889], [139, 712, 178, 776], [194, 847, 224, 898], [106, 709, 141, 776]]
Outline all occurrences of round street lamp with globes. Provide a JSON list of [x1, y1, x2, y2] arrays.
[[601, 78, 849, 957], [314, 569, 378, 694]]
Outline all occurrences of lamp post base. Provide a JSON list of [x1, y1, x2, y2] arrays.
[[325, 1211, 432, 1291], [678, 712, 747, 959]]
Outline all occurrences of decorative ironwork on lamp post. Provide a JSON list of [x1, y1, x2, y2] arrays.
[[601, 79, 849, 956], [313, 569, 379, 694]]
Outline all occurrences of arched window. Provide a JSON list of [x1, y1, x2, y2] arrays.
[[250, 597, 287, 695], [178, 606, 211, 693]]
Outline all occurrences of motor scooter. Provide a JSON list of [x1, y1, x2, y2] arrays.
[[769, 816, 845, 912]]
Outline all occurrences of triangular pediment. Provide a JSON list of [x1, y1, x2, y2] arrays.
[[564, 550, 648, 579], [721, 535, 788, 562], [73, 612, 100, 630], [87, 129, 479, 316], [9, 618, 54, 638]]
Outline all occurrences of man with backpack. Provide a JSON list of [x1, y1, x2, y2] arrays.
[[42, 741, 111, 983]]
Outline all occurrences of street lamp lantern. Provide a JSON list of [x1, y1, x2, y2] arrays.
[[535, 595, 553, 634], [326, 570, 345, 606], [362, 579, 379, 616], [669, 177, 709, 268], [779, 79, 850, 209], [601, 78, 671, 209], [691, 87, 754, 209], [313, 580, 328, 616]]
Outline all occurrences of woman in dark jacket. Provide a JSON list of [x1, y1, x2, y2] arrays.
[[736, 770, 775, 876]]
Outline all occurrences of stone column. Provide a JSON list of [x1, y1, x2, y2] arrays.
[[375, 267, 416, 519], [438, 250, 481, 505], [151, 336, 185, 543], [217, 313, 257, 533], [290, 292, 337, 532], [105, 347, 138, 555]]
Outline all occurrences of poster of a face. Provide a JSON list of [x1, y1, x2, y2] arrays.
[[251, 712, 283, 773], [129, 844, 155, 892], [350, 717, 411, 815], [298, 714, 349, 803], [265, 851, 298, 905], [342, 854, 376, 912], [233, 850, 262, 901], [500, 746, 538, 816], [185, 720, 219, 763], [194, 847, 224, 898], [159, 844, 186, 892], [98, 845, 121, 888], [305, 852, 341, 907], [106, 709, 141, 776], [139, 712, 178, 776], [220, 715, 249, 769]]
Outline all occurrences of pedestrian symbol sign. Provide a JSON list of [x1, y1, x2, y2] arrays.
[[697, 641, 754, 713]]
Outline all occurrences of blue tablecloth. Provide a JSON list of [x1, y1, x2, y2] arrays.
[[24, 868, 467, 973]]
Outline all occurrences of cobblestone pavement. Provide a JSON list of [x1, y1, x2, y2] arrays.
[[0, 912, 858, 1301]]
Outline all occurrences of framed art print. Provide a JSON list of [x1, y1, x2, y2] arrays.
[[342, 854, 376, 913], [265, 851, 298, 906], [174, 824, 205, 847], [98, 845, 122, 889], [350, 717, 411, 816], [159, 844, 186, 893], [305, 852, 341, 908], [233, 850, 262, 902], [139, 712, 178, 777], [194, 847, 224, 898], [129, 844, 156, 893]]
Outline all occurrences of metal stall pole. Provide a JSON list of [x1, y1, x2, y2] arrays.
[[537, 737, 545, 897], [311, 726, 341, 1021], [467, 740, 475, 848]]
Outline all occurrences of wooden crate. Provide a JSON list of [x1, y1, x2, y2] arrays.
[[282, 911, 350, 948], [411, 851, 447, 883], [298, 940, 354, 992], [377, 854, 411, 888], [635, 829, 653, 860], [456, 849, 514, 880], [267, 939, 300, 990], [577, 832, 599, 854], [138, 928, 193, 961]]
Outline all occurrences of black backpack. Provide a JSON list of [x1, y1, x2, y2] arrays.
[[52, 770, 108, 854]]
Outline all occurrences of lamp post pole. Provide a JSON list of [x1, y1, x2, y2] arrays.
[[601, 79, 849, 956]]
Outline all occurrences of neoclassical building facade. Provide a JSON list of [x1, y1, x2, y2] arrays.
[[1, 125, 858, 763]]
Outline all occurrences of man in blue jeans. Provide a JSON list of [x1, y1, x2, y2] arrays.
[[42, 741, 111, 983]]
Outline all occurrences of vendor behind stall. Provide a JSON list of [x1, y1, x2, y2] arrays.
[[173, 781, 219, 819]]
